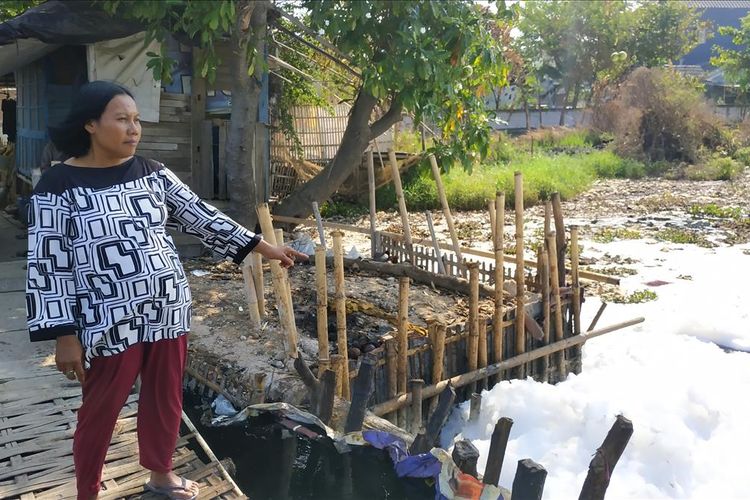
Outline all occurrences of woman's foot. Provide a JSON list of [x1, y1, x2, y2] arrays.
[[146, 471, 199, 499]]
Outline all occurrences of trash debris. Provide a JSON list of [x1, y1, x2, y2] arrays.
[[191, 269, 211, 277], [211, 394, 238, 417]]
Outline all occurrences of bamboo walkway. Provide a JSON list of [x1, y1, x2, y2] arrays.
[[0, 356, 245, 499]]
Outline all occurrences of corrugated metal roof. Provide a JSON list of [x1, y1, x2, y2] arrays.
[[685, 1, 750, 9]]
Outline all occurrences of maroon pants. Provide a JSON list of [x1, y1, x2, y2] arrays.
[[73, 336, 187, 499]]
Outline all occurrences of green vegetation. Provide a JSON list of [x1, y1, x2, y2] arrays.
[[612, 289, 658, 304], [593, 227, 642, 243], [688, 203, 743, 219], [655, 227, 715, 247], [685, 155, 743, 181]]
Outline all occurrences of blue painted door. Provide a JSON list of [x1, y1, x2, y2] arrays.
[[15, 60, 47, 181]]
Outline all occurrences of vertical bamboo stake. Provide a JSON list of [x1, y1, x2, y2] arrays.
[[312, 201, 326, 248], [467, 263, 480, 394], [546, 232, 565, 378], [425, 211, 446, 274], [544, 200, 551, 239], [315, 245, 330, 371], [257, 204, 297, 358], [493, 192, 505, 385], [397, 277, 410, 395], [488, 199, 496, 243], [331, 231, 350, 399], [429, 322, 446, 414], [388, 148, 414, 264], [571, 226, 581, 336], [331, 354, 344, 398], [409, 379, 424, 435], [367, 150, 377, 258], [252, 252, 265, 319], [385, 337, 398, 424], [514, 173, 526, 378], [540, 248, 550, 382], [477, 316, 488, 392], [241, 257, 261, 328], [551, 192, 566, 287], [429, 154, 465, 273]]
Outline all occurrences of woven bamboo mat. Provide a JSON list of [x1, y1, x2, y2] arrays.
[[0, 357, 245, 499]]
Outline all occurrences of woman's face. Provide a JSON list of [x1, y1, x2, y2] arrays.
[[85, 94, 141, 159]]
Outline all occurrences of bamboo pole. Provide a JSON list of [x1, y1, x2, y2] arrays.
[[371, 317, 645, 416], [478, 316, 488, 391], [315, 245, 330, 371], [551, 193, 566, 286], [409, 379, 425, 435], [331, 231, 350, 399], [544, 200, 551, 239], [467, 263, 480, 394], [493, 192, 505, 384], [241, 257, 261, 328], [489, 199, 496, 243], [388, 148, 414, 264], [397, 277, 410, 395], [251, 252, 265, 319], [540, 248, 551, 382], [367, 150, 377, 258], [429, 322, 446, 414], [514, 172, 526, 378], [256, 203, 298, 358], [331, 354, 344, 398], [571, 226, 581, 336], [547, 232, 565, 378], [425, 211, 446, 274], [385, 337, 398, 424], [312, 201, 326, 248], [428, 154, 465, 273], [469, 393, 482, 422]]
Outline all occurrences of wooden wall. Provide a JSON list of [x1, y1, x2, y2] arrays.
[[139, 91, 192, 183]]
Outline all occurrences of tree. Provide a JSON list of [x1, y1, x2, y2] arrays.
[[711, 14, 750, 115], [101, 0, 269, 228], [273, 0, 510, 219], [0, 0, 42, 22]]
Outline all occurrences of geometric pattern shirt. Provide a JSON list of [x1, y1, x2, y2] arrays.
[[26, 156, 260, 366]]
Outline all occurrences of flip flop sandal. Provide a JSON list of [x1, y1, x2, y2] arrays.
[[144, 476, 198, 500]]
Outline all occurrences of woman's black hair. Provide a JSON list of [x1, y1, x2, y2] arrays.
[[48, 81, 134, 158]]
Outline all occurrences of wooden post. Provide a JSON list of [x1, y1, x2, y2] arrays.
[[388, 148, 414, 264], [493, 192, 505, 385], [312, 201, 326, 248], [551, 192, 566, 286], [317, 369, 336, 424], [429, 154, 464, 272], [367, 150, 377, 258], [571, 226, 581, 336], [251, 252, 265, 319], [409, 379, 424, 435], [409, 384, 456, 455], [293, 356, 321, 411], [189, 47, 211, 198], [488, 199, 496, 242], [546, 232, 565, 378], [330, 354, 344, 398], [425, 211, 446, 274], [331, 231, 350, 399], [429, 322, 447, 414], [514, 173, 526, 378], [385, 337, 398, 424], [477, 316, 488, 391], [469, 393, 482, 422], [467, 263, 480, 393], [256, 203, 298, 358], [578, 415, 634, 500], [544, 200, 551, 239], [587, 302, 608, 332], [483, 417, 514, 487], [344, 355, 376, 433], [452, 440, 480, 478], [511, 459, 547, 500], [241, 257, 261, 328], [315, 245, 330, 371], [397, 277, 410, 427], [540, 248, 551, 382]]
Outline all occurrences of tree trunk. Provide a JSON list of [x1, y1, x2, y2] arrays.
[[274, 91, 402, 219], [225, 0, 268, 229], [558, 85, 571, 126]]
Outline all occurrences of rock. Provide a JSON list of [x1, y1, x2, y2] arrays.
[[269, 359, 285, 369]]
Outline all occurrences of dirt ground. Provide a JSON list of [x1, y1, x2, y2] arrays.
[[186, 171, 750, 381]]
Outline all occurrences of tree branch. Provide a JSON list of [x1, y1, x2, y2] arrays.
[[369, 97, 404, 140]]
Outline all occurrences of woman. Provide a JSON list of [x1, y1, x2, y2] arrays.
[[26, 81, 306, 500]]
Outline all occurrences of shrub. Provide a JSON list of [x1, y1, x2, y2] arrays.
[[592, 67, 728, 164], [686, 155, 743, 181], [581, 150, 646, 179], [733, 146, 750, 166]]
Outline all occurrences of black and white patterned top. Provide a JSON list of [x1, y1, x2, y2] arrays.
[[26, 156, 260, 365]]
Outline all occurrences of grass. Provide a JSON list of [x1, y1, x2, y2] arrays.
[[687, 203, 742, 220], [654, 227, 715, 247], [592, 227, 642, 243], [611, 289, 658, 304]]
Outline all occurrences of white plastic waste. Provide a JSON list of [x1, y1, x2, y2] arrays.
[[211, 394, 238, 417]]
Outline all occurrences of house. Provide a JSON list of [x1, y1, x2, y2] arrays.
[[0, 0, 251, 200], [680, 0, 750, 68]]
